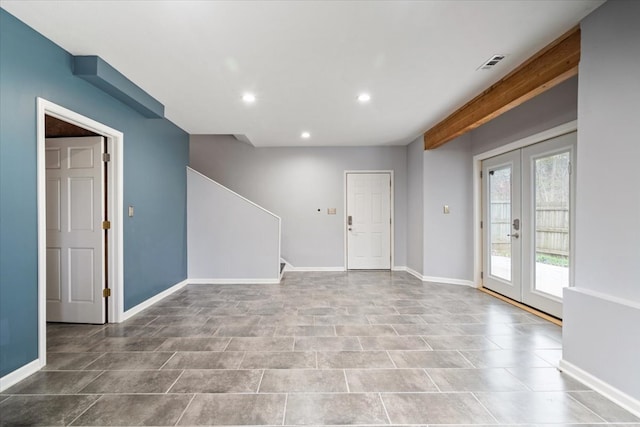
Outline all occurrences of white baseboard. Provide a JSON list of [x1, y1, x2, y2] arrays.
[[422, 275, 475, 287], [0, 359, 41, 392], [121, 279, 189, 321], [559, 359, 640, 417], [401, 268, 475, 288], [188, 278, 281, 285], [404, 267, 422, 280], [284, 266, 346, 272]]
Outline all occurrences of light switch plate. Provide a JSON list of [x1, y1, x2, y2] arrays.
[[443, 205, 450, 214], [128, 206, 134, 217]]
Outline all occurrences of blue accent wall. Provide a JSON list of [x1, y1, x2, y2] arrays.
[[0, 9, 189, 377]]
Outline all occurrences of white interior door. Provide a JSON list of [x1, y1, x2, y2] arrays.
[[346, 172, 391, 270], [482, 132, 576, 319], [46, 136, 105, 324]]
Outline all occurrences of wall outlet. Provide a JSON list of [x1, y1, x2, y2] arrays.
[[327, 208, 337, 215]]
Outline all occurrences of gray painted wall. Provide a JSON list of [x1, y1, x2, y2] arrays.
[[471, 76, 578, 155], [190, 135, 407, 268], [187, 168, 280, 280], [423, 134, 473, 281], [412, 75, 578, 284], [406, 137, 424, 274], [564, 0, 640, 401]]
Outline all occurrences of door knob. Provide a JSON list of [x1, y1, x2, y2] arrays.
[[507, 233, 520, 238]]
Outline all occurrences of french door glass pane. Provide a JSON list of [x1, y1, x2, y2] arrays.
[[534, 151, 570, 298], [490, 167, 512, 281]]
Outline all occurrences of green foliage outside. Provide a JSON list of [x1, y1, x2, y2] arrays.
[[536, 253, 569, 267]]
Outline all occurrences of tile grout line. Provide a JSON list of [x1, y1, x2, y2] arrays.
[[502, 367, 535, 392], [456, 350, 476, 368], [386, 350, 398, 368], [281, 393, 288, 426], [165, 369, 186, 394], [67, 393, 104, 426], [378, 392, 393, 425], [237, 351, 248, 369], [221, 337, 233, 351], [343, 369, 350, 393], [566, 391, 609, 423], [418, 335, 433, 351], [422, 368, 441, 393], [158, 352, 178, 370], [256, 369, 266, 393], [74, 370, 107, 393], [174, 393, 197, 426], [470, 391, 501, 424]]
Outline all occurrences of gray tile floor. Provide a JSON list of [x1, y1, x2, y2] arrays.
[[2, 271, 639, 426]]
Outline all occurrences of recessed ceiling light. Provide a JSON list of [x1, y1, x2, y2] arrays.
[[357, 93, 371, 103], [242, 93, 256, 103], [301, 131, 311, 139]]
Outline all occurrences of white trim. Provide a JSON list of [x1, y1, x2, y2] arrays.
[[0, 359, 41, 392], [567, 286, 640, 310], [186, 167, 280, 220], [37, 98, 125, 371], [121, 279, 188, 321], [280, 258, 345, 272], [472, 120, 578, 289], [422, 276, 476, 287], [281, 258, 294, 272], [404, 267, 423, 281], [344, 170, 395, 270], [401, 267, 476, 287], [559, 359, 640, 418], [281, 266, 346, 272], [188, 278, 282, 285]]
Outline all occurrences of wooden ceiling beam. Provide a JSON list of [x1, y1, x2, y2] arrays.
[[424, 26, 580, 150]]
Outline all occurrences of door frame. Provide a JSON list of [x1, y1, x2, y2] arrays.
[[343, 170, 394, 270], [472, 120, 577, 288], [36, 98, 124, 367]]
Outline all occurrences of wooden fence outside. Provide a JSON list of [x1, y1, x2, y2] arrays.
[[490, 202, 569, 257]]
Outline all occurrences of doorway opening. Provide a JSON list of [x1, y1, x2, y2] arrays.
[[474, 124, 576, 319], [37, 98, 124, 367], [344, 171, 394, 270]]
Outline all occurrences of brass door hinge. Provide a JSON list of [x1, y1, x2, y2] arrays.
[[103, 288, 111, 298], [102, 220, 111, 230]]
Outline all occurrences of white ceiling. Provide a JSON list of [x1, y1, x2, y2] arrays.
[[2, 0, 604, 147]]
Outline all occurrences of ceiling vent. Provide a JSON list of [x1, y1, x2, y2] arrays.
[[477, 54, 506, 70]]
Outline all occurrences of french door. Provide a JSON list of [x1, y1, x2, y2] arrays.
[[482, 132, 576, 318]]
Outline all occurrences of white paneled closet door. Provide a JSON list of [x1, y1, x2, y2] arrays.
[[46, 136, 105, 324]]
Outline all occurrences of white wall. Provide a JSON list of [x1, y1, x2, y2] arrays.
[[563, 0, 640, 404], [190, 135, 407, 269], [187, 168, 280, 281], [406, 137, 424, 274], [423, 134, 473, 282]]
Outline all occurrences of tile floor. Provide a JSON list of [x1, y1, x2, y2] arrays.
[[1, 271, 638, 426]]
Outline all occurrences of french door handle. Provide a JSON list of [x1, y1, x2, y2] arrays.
[[507, 233, 520, 238]]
